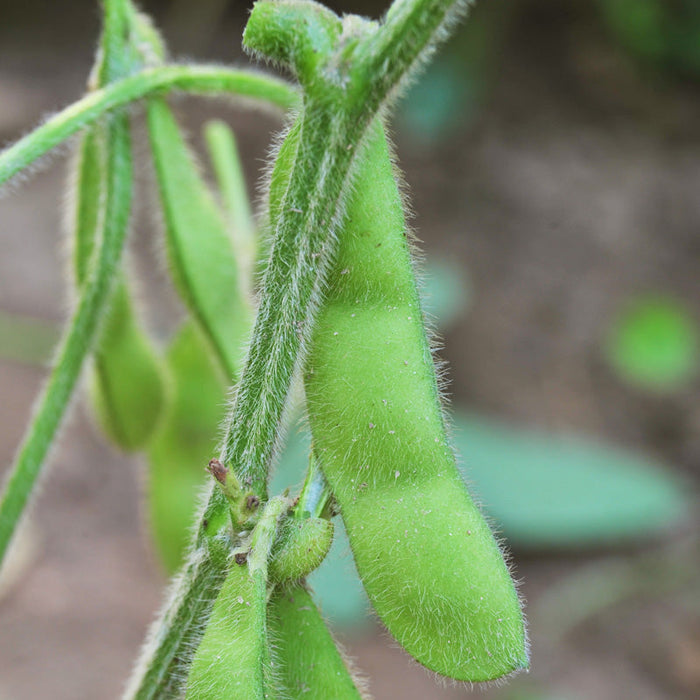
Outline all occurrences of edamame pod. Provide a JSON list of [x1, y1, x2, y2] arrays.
[[70, 125, 166, 451], [185, 497, 287, 699], [268, 584, 366, 699], [185, 553, 269, 700], [297, 122, 528, 681], [147, 99, 252, 382]]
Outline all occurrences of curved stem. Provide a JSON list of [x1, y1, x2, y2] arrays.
[[0, 112, 132, 567], [0, 65, 299, 188], [357, 0, 474, 109]]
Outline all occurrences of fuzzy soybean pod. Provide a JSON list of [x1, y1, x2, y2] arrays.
[[296, 122, 528, 682], [147, 322, 226, 573], [185, 497, 287, 700], [147, 98, 252, 382], [70, 126, 166, 451], [265, 506, 364, 698], [268, 516, 333, 583], [184, 552, 269, 700], [268, 584, 366, 700]]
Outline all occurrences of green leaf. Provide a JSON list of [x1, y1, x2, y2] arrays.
[[606, 294, 699, 392], [453, 411, 690, 548]]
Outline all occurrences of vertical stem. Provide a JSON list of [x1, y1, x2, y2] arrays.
[[0, 113, 132, 567]]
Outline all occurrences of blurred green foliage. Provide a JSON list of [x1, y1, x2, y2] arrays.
[[606, 295, 699, 392], [598, 0, 700, 78]]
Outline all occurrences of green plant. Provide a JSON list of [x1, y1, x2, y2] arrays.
[[0, 0, 528, 696]]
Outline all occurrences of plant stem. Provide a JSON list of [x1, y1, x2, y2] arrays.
[[357, 0, 474, 110], [218, 0, 469, 496], [123, 511, 231, 700], [0, 113, 132, 567], [247, 495, 288, 575], [0, 65, 298, 188]]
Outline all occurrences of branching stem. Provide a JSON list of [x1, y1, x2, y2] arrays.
[[0, 65, 298, 188]]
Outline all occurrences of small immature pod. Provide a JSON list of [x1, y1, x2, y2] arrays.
[[268, 584, 366, 699], [268, 516, 334, 583], [291, 122, 528, 681]]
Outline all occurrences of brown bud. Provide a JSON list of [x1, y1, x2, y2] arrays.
[[207, 458, 228, 485]]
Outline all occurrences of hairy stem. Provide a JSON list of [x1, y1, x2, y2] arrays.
[[0, 113, 132, 567], [357, 0, 473, 109], [123, 507, 231, 700], [0, 65, 298, 188], [219, 0, 468, 496]]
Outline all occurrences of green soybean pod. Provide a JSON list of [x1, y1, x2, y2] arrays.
[[147, 322, 226, 573], [268, 584, 366, 699], [268, 516, 333, 584], [185, 497, 287, 700], [297, 122, 528, 681], [184, 554, 268, 700], [70, 126, 166, 451], [147, 99, 252, 382]]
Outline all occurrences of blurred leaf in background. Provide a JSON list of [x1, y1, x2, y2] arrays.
[[598, 0, 700, 79], [420, 256, 471, 329], [453, 412, 689, 549], [605, 294, 699, 393], [398, 0, 516, 144]]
